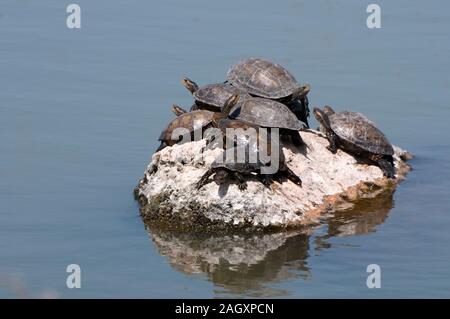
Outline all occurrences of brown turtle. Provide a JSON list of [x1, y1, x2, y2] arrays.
[[202, 117, 272, 154], [172, 97, 306, 147], [156, 94, 239, 152], [182, 78, 250, 113], [228, 97, 306, 147], [313, 106, 395, 178], [226, 58, 311, 126], [196, 119, 302, 190]]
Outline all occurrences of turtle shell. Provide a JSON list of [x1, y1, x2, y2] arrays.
[[193, 83, 249, 111], [211, 145, 261, 174], [212, 119, 286, 174], [336, 111, 376, 126], [217, 118, 261, 147], [227, 58, 299, 99], [158, 110, 215, 142], [329, 112, 394, 155], [229, 97, 304, 130]]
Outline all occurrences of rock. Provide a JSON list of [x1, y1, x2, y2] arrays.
[[134, 130, 412, 231]]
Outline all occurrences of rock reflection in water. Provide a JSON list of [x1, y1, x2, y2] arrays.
[[148, 228, 311, 297], [322, 190, 393, 238], [145, 190, 394, 297]]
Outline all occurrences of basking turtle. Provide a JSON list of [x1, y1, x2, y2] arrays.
[[182, 77, 250, 112], [228, 97, 306, 147], [196, 145, 259, 191], [226, 58, 311, 126], [169, 106, 268, 151], [203, 117, 273, 153], [156, 94, 239, 152], [196, 126, 302, 191], [313, 106, 395, 178]]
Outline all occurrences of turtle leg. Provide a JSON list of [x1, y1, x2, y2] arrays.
[[326, 132, 339, 154], [302, 114, 309, 129], [374, 155, 396, 179], [259, 174, 274, 188], [190, 103, 199, 112], [294, 110, 308, 128], [200, 134, 217, 153], [285, 167, 302, 187], [196, 169, 214, 189], [231, 172, 248, 191], [291, 131, 304, 147], [300, 96, 310, 128]]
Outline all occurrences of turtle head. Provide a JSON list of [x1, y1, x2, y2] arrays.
[[221, 94, 240, 117], [292, 84, 311, 101], [323, 105, 335, 116], [313, 107, 332, 131], [181, 77, 199, 94], [213, 169, 229, 185], [171, 104, 187, 117]]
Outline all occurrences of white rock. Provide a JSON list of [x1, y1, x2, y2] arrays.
[[135, 130, 412, 230]]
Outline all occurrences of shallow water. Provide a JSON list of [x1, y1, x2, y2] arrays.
[[1, 0, 449, 298]]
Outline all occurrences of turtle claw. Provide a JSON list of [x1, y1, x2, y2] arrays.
[[195, 182, 204, 190], [200, 144, 214, 154], [260, 175, 272, 188], [291, 177, 302, 187], [201, 142, 215, 153], [238, 182, 248, 191], [196, 169, 214, 189], [327, 145, 337, 154], [378, 157, 396, 179]]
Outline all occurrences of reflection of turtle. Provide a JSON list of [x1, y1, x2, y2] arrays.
[[182, 78, 249, 112], [313, 106, 395, 178], [196, 120, 302, 190], [156, 94, 239, 152], [226, 58, 311, 126], [229, 97, 306, 146]]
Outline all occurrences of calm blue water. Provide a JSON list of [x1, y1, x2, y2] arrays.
[[1, 0, 449, 298]]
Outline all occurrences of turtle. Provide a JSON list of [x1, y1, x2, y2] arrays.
[[203, 117, 273, 153], [172, 104, 268, 148], [196, 123, 302, 191], [196, 145, 259, 191], [170, 105, 272, 150], [156, 94, 239, 152], [169, 106, 266, 151], [172, 97, 306, 147], [228, 97, 306, 147], [313, 105, 396, 178], [181, 77, 250, 113], [226, 58, 311, 127]]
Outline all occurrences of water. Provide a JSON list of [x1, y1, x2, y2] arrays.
[[0, 0, 449, 298]]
